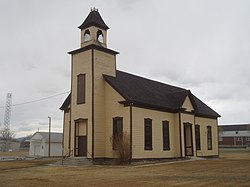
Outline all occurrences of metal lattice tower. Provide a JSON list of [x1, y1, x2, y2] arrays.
[[3, 93, 12, 128]]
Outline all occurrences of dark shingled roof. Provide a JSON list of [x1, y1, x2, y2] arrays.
[[103, 71, 220, 119], [60, 71, 220, 119], [78, 9, 109, 30], [219, 124, 250, 131]]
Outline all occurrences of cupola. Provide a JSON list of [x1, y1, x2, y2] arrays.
[[78, 8, 109, 48]]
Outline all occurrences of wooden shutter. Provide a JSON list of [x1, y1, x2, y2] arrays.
[[195, 125, 201, 150], [162, 121, 170, 150], [144, 118, 152, 150], [207, 126, 212, 150], [77, 74, 85, 104]]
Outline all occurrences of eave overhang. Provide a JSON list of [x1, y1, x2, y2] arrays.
[[68, 44, 119, 56]]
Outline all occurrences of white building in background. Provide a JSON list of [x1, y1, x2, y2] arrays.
[[29, 132, 62, 157]]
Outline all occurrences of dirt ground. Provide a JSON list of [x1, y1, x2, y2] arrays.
[[0, 149, 250, 187]]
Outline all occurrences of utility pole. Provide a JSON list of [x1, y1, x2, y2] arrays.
[[48, 116, 51, 157]]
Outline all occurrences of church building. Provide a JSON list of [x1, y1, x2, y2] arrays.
[[60, 9, 220, 160]]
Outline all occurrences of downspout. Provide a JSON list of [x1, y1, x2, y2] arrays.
[[179, 111, 183, 158], [91, 48, 95, 159], [194, 115, 197, 157], [129, 103, 133, 164]]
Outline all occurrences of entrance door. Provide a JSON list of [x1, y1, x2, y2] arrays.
[[78, 136, 87, 156], [184, 123, 194, 156], [75, 120, 87, 157]]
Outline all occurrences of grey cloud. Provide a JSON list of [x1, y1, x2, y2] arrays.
[[115, 0, 145, 10], [1, 0, 250, 137], [25, 63, 38, 71], [38, 122, 49, 126], [18, 125, 31, 132]]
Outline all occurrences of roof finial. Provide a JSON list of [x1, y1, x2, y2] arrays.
[[91, 7, 98, 12]]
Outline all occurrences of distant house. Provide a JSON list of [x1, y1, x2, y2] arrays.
[[29, 132, 63, 157], [219, 124, 250, 148]]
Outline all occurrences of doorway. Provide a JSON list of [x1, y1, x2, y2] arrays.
[[75, 119, 87, 157], [78, 136, 87, 156], [184, 123, 194, 156]]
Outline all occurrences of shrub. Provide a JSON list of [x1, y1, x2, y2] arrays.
[[111, 132, 130, 164]]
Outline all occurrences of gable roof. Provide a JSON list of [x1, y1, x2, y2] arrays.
[[78, 9, 109, 30], [219, 124, 250, 131], [104, 71, 220, 119], [60, 70, 220, 119], [31, 132, 63, 143], [60, 93, 71, 110]]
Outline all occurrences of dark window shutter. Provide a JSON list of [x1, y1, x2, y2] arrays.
[[207, 126, 212, 150], [113, 117, 123, 150], [162, 121, 170, 150], [144, 118, 152, 150], [195, 125, 201, 150], [77, 74, 85, 104]]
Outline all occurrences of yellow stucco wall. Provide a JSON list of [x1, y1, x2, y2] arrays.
[[195, 117, 218, 156], [182, 96, 194, 112], [71, 50, 93, 158], [104, 83, 130, 158], [132, 107, 180, 159], [93, 49, 116, 157], [64, 77, 219, 158], [81, 26, 107, 48], [63, 111, 70, 156]]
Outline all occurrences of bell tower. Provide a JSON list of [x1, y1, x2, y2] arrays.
[[78, 8, 109, 48], [67, 8, 119, 159]]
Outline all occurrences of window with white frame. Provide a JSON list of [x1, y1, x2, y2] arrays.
[[236, 137, 242, 141]]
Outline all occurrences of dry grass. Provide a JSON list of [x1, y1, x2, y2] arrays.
[[0, 149, 250, 186], [0, 150, 29, 157], [0, 158, 60, 170]]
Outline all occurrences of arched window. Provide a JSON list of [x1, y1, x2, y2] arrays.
[[112, 117, 123, 150], [97, 30, 104, 43], [83, 30, 90, 42]]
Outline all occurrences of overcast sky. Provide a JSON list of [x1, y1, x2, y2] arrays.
[[0, 0, 250, 138]]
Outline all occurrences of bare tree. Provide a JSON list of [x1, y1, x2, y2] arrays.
[[20, 134, 32, 149], [0, 126, 15, 152], [110, 132, 130, 164]]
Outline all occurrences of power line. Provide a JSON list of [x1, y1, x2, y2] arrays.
[[0, 91, 70, 109]]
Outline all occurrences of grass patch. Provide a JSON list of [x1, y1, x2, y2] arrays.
[[0, 149, 249, 186], [0, 150, 29, 157]]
